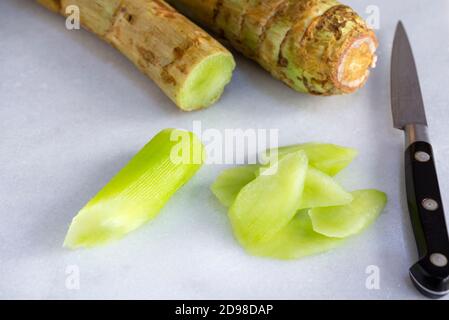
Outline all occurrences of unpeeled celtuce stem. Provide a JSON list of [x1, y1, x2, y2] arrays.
[[38, 0, 235, 110], [167, 0, 378, 95]]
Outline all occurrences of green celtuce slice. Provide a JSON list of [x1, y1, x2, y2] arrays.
[[229, 151, 308, 246], [212, 142, 357, 209], [246, 210, 344, 260], [261, 143, 358, 176], [309, 189, 387, 238], [64, 128, 205, 249], [210, 165, 258, 207], [299, 166, 353, 209], [210, 142, 387, 260], [211, 164, 352, 210]]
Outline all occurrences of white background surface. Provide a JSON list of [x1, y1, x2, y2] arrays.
[[1, 0, 449, 299]]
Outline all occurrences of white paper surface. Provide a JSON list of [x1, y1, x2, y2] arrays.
[[1, 0, 449, 299]]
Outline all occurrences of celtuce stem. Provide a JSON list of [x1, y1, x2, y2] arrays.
[[167, 0, 378, 95], [38, 0, 235, 110]]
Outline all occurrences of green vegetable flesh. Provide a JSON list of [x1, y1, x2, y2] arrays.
[[262, 143, 358, 176], [229, 151, 308, 246], [309, 189, 387, 238], [212, 142, 357, 210], [247, 210, 344, 260], [299, 166, 353, 209], [178, 53, 236, 111], [210, 165, 258, 207], [211, 164, 352, 211], [64, 129, 205, 249], [210, 141, 387, 260]]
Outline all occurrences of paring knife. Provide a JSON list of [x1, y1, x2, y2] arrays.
[[391, 21, 449, 298]]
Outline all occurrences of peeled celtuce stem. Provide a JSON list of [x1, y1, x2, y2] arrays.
[[64, 129, 205, 248], [38, 0, 235, 110], [167, 0, 378, 95]]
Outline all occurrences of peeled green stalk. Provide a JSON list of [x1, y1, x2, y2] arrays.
[[64, 129, 204, 248], [247, 210, 344, 260], [309, 189, 387, 238], [229, 151, 308, 246]]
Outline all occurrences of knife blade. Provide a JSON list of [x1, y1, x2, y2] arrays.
[[391, 22, 427, 129], [391, 21, 449, 298]]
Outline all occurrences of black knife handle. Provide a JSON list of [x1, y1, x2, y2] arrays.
[[405, 141, 449, 298]]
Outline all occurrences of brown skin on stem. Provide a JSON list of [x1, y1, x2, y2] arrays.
[[38, 0, 61, 11], [167, 0, 378, 95], [239, 0, 287, 58], [37, 0, 235, 110]]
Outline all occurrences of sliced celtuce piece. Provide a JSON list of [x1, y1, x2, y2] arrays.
[[229, 151, 308, 246], [211, 165, 258, 207], [210, 143, 387, 260], [64, 129, 205, 248], [212, 143, 356, 208], [309, 189, 387, 238], [212, 164, 352, 210], [38, 0, 235, 111], [299, 166, 353, 209], [261, 143, 358, 176], [167, 0, 378, 95], [247, 210, 344, 260]]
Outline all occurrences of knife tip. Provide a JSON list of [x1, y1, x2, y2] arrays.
[[393, 21, 408, 46], [395, 20, 405, 33]]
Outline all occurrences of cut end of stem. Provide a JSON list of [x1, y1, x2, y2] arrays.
[[335, 33, 378, 93], [177, 52, 235, 111]]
